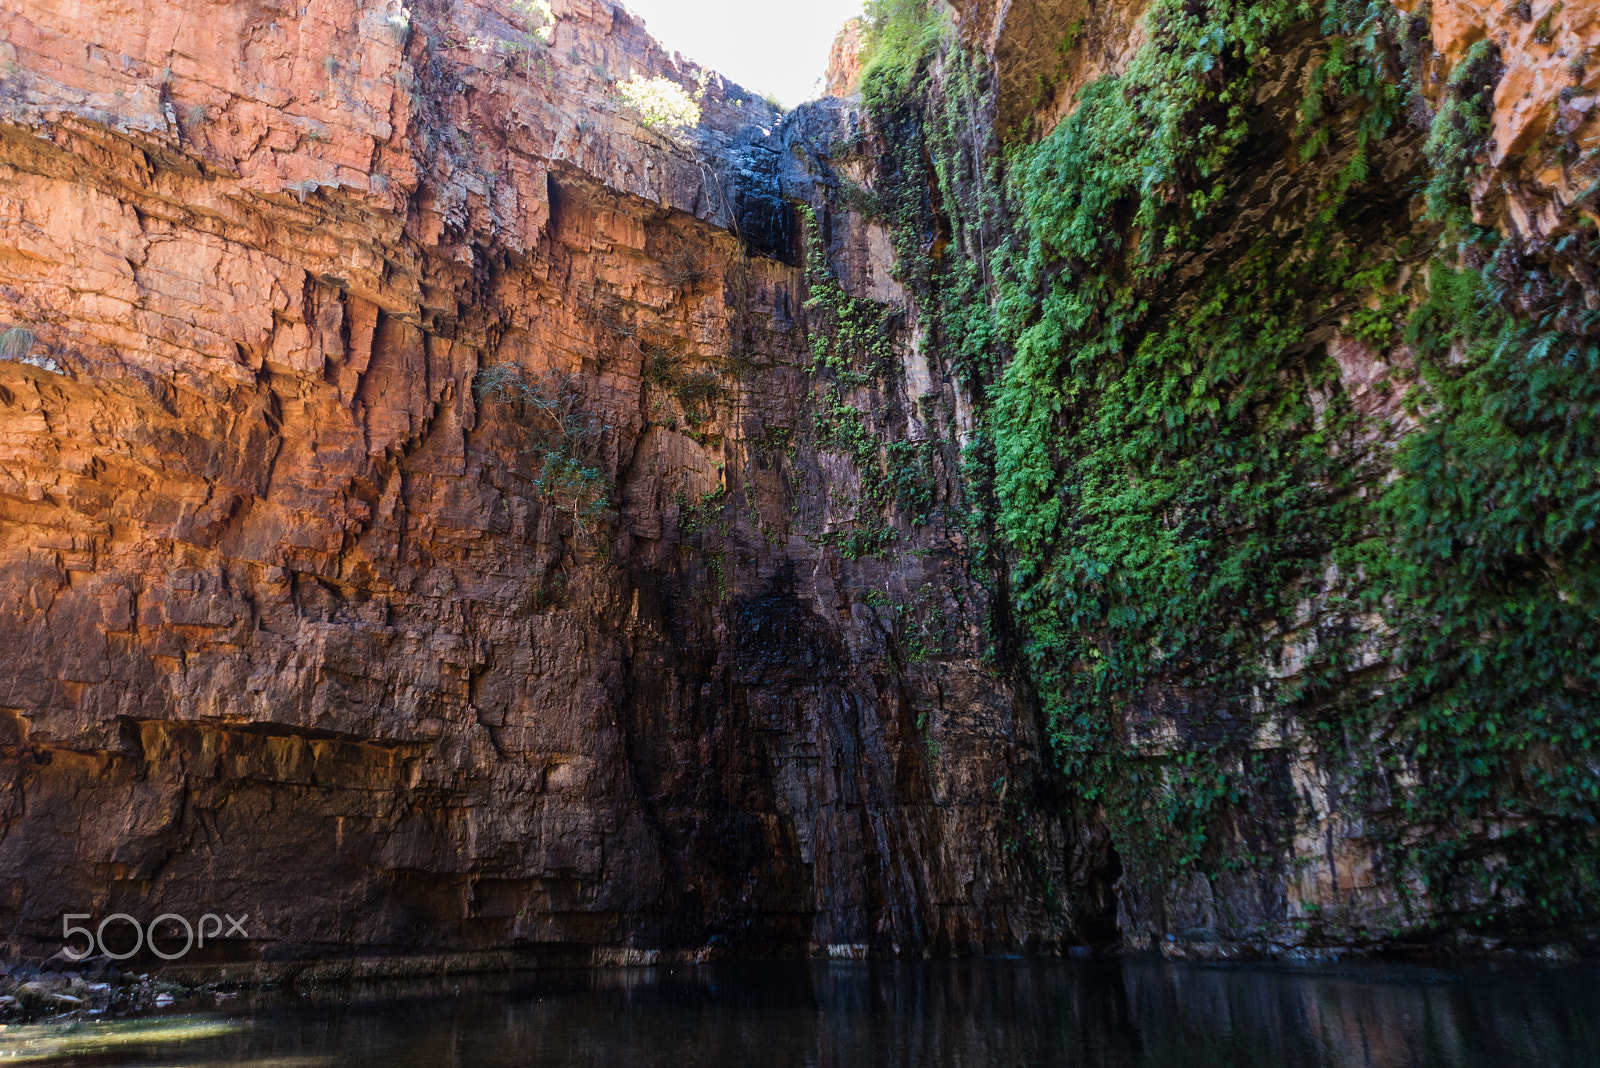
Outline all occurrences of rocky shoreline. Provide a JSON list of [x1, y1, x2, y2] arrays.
[[4, 939, 1596, 1026]]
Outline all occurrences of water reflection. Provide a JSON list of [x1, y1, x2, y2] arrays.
[[3, 958, 1596, 1067], [0, 1017, 245, 1064]]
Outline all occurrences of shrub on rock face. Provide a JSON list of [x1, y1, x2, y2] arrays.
[[0, 324, 63, 373], [474, 365, 614, 538], [0, 326, 34, 362], [509, 0, 554, 44], [617, 74, 700, 131]]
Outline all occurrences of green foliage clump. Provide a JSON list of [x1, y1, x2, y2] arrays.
[[486, 0, 553, 79], [1421, 39, 1497, 225], [858, 0, 945, 99], [475, 365, 614, 537], [384, 6, 411, 47], [984, 0, 1339, 874], [643, 346, 722, 422], [850, 0, 1600, 933], [798, 204, 935, 557], [799, 205, 900, 384], [853, 5, 1019, 594], [1313, 261, 1600, 921], [509, 0, 554, 44], [0, 325, 36, 362], [617, 74, 701, 131]]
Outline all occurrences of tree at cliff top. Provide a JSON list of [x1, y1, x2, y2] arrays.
[[618, 73, 702, 130]]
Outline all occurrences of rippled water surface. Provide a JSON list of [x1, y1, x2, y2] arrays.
[[4, 958, 1599, 1067]]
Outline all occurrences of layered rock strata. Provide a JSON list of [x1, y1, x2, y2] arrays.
[[0, 0, 1101, 966], [2, 0, 1597, 972]]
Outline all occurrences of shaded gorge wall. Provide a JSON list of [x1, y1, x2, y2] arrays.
[[851, 0, 1600, 954]]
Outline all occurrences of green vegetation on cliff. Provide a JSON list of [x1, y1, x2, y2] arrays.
[[1327, 261, 1600, 926], [854, 0, 1600, 937]]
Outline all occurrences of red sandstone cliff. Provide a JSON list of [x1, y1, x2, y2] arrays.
[[3, 0, 1597, 976], [0, 0, 1089, 968], [824, 18, 865, 98]]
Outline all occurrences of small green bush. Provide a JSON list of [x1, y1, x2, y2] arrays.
[[475, 365, 613, 537], [509, 0, 554, 44], [384, 8, 411, 47], [858, 0, 943, 96], [617, 74, 700, 131]]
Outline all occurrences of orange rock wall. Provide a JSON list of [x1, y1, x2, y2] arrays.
[[0, 0, 1095, 967]]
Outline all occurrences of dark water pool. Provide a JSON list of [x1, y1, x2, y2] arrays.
[[4, 958, 1599, 1067]]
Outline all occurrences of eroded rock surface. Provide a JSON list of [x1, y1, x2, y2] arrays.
[[3, 0, 1597, 974], [0, 0, 1096, 966]]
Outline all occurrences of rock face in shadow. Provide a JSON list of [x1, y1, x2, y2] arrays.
[[932, 0, 1600, 957], [0, 0, 1103, 967]]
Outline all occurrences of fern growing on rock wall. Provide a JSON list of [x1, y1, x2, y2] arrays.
[[856, 0, 1600, 940], [1314, 261, 1600, 928], [475, 365, 615, 538]]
